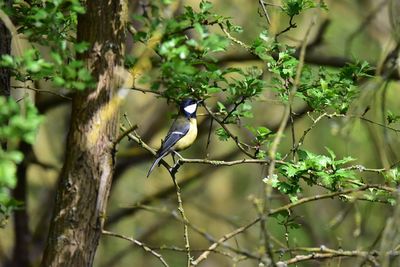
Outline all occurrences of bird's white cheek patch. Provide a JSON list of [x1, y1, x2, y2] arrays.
[[184, 104, 197, 114]]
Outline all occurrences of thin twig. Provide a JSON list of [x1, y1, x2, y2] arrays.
[[134, 204, 263, 262], [276, 16, 297, 38], [114, 124, 138, 146], [191, 218, 261, 266], [203, 103, 255, 158], [130, 86, 163, 95], [287, 87, 296, 160], [12, 85, 72, 100], [177, 157, 282, 166], [268, 16, 315, 176], [190, 183, 396, 266], [102, 230, 169, 267], [171, 175, 191, 267], [264, 13, 317, 267], [206, 116, 214, 152], [218, 23, 251, 50], [283, 112, 328, 160], [119, 125, 174, 175], [279, 250, 375, 266], [284, 112, 400, 161], [259, 0, 271, 25], [261, 1, 282, 8], [359, 116, 400, 133], [221, 96, 246, 124], [149, 245, 233, 258], [269, 184, 396, 216], [345, 0, 389, 56]]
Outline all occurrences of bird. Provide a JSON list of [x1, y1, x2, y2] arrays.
[[147, 98, 200, 177]]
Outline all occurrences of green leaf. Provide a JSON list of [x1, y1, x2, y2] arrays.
[[325, 147, 336, 160], [51, 52, 63, 65], [297, 150, 308, 160], [206, 86, 221, 94], [388, 198, 396, 206], [387, 110, 400, 124], [26, 60, 41, 73], [74, 42, 90, 53], [268, 174, 280, 187], [7, 151, 23, 163], [53, 76, 65, 86], [256, 149, 267, 159], [215, 128, 229, 141], [0, 160, 17, 188], [216, 101, 226, 113], [200, 1, 213, 13], [0, 55, 15, 67], [282, 0, 321, 17], [289, 194, 298, 202], [282, 164, 298, 178]]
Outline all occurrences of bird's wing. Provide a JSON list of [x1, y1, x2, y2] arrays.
[[157, 117, 190, 156], [147, 117, 190, 177]]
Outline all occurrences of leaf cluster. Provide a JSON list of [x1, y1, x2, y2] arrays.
[[282, 0, 327, 18], [253, 30, 371, 113], [130, 1, 267, 106], [387, 110, 400, 124], [298, 61, 372, 113], [0, 97, 42, 226], [0, 0, 94, 90], [272, 148, 356, 201]]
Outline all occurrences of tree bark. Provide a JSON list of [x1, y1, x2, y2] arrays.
[[41, 0, 127, 266], [0, 0, 12, 152], [0, 0, 12, 98]]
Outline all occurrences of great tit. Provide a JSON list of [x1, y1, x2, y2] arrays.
[[147, 99, 200, 177]]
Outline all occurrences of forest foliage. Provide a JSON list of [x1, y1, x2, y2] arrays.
[[1, 0, 400, 266]]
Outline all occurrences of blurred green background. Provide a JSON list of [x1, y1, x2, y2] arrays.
[[2, 0, 400, 266]]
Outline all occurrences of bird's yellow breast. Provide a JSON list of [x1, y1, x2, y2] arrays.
[[174, 118, 197, 151]]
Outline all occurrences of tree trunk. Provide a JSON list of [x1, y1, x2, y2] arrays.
[[12, 142, 32, 267], [0, 0, 12, 151], [41, 0, 127, 266], [0, 0, 12, 98]]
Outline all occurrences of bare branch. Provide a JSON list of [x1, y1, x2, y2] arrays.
[[12, 85, 72, 100], [114, 124, 138, 146], [177, 157, 279, 166], [102, 230, 169, 267], [202, 103, 256, 158], [269, 184, 396, 216], [171, 174, 191, 267], [191, 183, 397, 266], [259, 0, 271, 25]]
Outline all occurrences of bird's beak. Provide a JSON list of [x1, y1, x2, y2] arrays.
[[197, 99, 204, 105]]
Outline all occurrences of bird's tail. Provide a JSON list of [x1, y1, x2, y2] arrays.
[[147, 153, 167, 178]]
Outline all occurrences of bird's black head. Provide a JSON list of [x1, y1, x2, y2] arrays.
[[180, 98, 199, 118]]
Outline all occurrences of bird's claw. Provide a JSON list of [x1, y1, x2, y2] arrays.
[[169, 161, 181, 175]]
